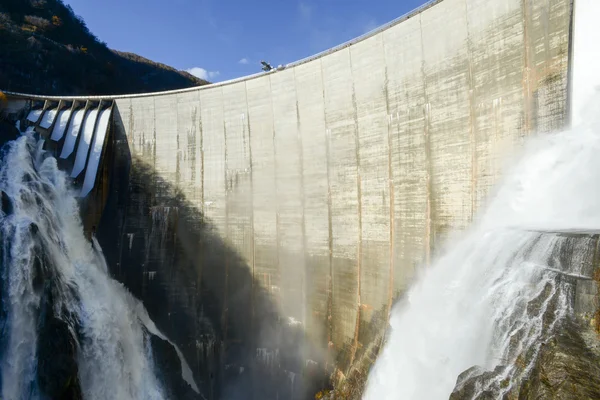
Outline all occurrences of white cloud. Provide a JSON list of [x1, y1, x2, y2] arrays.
[[186, 67, 220, 80], [238, 58, 249, 65], [298, 2, 312, 20]]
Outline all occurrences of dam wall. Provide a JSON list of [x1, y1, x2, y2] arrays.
[[112, 0, 572, 382], [0, 0, 577, 397]]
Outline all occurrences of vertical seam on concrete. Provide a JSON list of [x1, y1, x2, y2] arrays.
[[292, 69, 309, 388], [464, 0, 477, 221], [320, 57, 335, 371], [197, 90, 205, 215], [126, 100, 134, 154], [522, 0, 534, 136], [195, 89, 205, 353], [292, 68, 308, 329], [125, 99, 135, 281], [493, 96, 500, 191], [419, 15, 434, 266], [184, 96, 196, 194], [243, 80, 256, 328], [147, 97, 157, 298], [268, 74, 282, 312], [221, 85, 230, 348], [152, 97, 157, 175], [197, 93, 206, 333], [543, 0, 551, 78], [118, 98, 134, 280], [175, 96, 181, 186], [348, 47, 362, 370], [382, 32, 395, 330], [564, 0, 575, 128], [242, 85, 256, 386]]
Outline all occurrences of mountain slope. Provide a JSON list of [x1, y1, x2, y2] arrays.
[[0, 0, 208, 96]]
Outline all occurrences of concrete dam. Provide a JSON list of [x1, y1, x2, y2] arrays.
[[1, 0, 599, 398]]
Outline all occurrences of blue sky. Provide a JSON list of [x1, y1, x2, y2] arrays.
[[64, 0, 429, 82]]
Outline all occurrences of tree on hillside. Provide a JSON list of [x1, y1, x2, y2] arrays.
[[0, 0, 209, 95]]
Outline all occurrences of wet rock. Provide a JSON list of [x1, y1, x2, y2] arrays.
[[1, 191, 12, 215], [149, 333, 203, 400], [515, 319, 600, 399], [0, 121, 19, 148], [36, 286, 82, 400], [31, 253, 45, 293], [451, 318, 600, 400], [450, 365, 508, 400], [28, 222, 39, 236], [40, 182, 55, 200]]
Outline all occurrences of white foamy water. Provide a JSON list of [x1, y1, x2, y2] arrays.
[[0, 131, 197, 399], [363, 92, 600, 399]]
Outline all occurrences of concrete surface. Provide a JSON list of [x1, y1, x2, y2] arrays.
[[0, 0, 578, 397], [118, 0, 573, 373], [115, 0, 573, 392], [572, 0, 600, 126]]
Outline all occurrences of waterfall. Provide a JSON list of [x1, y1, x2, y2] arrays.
[[0, 131, 197, 399], [363, 93, 600, 399]]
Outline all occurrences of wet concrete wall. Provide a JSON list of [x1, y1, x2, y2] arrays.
[[111, 0, 573, 387]]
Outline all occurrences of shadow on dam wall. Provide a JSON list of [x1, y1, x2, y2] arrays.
[[90, 109, 329, 400]]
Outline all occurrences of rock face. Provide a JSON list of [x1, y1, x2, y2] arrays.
[[150, 334, 202, 400], [450, 232, 600, 400], [451, 319, 600, 400], [0, 0, 208, 95], [518, 320, 600, 399], [36, 295, 82, 400], [0, 121, 19, 148], [29, 224, 83, 400]]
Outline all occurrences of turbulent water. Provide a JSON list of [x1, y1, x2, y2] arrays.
[[0, 132, 196, 399], [363, 94, 600, 399]]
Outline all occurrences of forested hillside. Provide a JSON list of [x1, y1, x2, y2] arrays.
[[0, 0, 208, 95]]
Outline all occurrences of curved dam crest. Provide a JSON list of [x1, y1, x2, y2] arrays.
[[0, 0, 589, 397]]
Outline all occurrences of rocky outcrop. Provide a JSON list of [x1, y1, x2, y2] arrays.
[[516, 319, 600, 399], [0, 120, 19, 148], [36, 288, 82, 400], [150, 334, 204, 400], [451, 318, 600, 400], [0, 0, 208, 95], [450, 230, 600, 400]]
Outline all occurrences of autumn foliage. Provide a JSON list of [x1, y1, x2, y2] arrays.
[[0, 91, 8, 108]]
